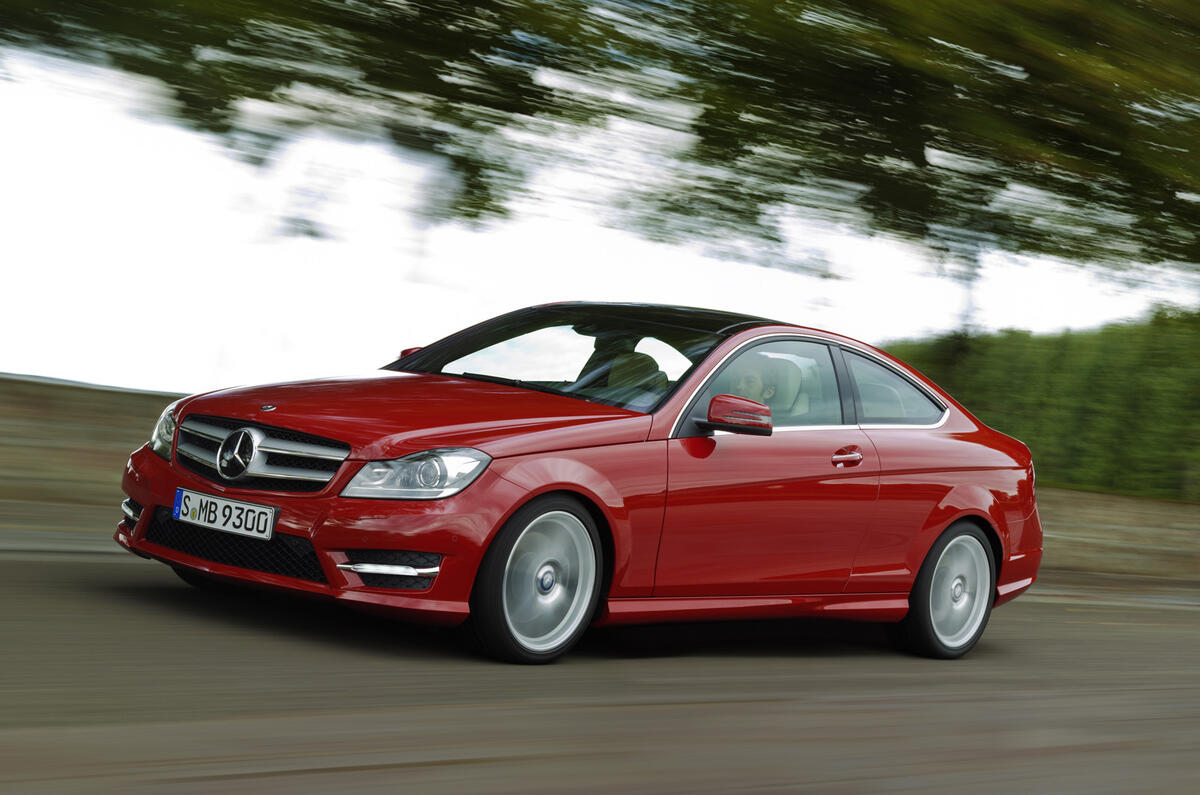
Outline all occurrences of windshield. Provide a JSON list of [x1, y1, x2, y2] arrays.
[[388, 305, 740, 412]]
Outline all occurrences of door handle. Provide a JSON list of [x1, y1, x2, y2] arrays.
[[831, 448, 864, 468]]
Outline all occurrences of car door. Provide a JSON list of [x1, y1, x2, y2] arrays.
[[653, 338, 880, 596]]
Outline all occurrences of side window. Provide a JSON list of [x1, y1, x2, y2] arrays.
[[845, 351, 944, 425], [700, 340, 843, 427]]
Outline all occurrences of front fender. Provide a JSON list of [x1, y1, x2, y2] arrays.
[[488, 442, 667, 597]]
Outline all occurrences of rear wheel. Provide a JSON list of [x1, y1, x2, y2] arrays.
[[471, 495, 602, 663], [894, 522, 995, 659]]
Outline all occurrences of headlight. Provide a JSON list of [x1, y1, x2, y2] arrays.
[[149, 399, 181, 460], [341, 448, 491, 499]]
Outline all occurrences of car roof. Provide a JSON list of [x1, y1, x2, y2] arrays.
[[534, 302, 788, 336]]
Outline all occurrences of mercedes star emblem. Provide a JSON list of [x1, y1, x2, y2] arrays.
[[216, 428, 262, 480]]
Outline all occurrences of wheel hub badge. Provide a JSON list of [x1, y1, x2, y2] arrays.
[[537, 568, 556, 593]]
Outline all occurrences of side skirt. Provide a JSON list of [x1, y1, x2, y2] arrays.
[[594, 593, 910, 626]]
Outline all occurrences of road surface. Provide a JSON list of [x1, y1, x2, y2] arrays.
[[2, 548, 1197, 793]]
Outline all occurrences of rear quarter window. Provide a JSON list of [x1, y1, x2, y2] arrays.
[[845, 351, 945, 425]]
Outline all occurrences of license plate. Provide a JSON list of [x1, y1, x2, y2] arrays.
[[172, 488, 277, 541]]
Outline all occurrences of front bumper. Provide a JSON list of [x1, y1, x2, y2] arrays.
[[116, 445, 527, 625]]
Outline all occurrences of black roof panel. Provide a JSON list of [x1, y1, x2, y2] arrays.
[[535, 302, 785, 335]]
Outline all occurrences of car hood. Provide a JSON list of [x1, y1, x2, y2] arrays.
[[178, 371, 651, 459]]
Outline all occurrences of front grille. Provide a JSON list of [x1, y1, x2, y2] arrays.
[[175, 415, 350, 493], [145, 507, 327, 583], [345, 549, 441, 590]]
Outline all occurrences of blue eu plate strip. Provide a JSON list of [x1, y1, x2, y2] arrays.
[[172, 488, 184, 519]]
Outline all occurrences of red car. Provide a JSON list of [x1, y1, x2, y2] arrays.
[[116, 303, 1042, 662]]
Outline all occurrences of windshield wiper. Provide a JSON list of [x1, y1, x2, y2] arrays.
[[456, 372, 567, 398]]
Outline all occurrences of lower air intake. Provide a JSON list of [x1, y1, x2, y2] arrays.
[[345, 549, 442, 590], [145, 507, 327, 584]]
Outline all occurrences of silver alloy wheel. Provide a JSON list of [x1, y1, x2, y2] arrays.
[[929, 534, 991, 649], [501, 510, 597, 653]]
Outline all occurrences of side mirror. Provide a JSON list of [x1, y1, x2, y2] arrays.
[[696, 394, 772, 436], [398, 346, 423, 359]]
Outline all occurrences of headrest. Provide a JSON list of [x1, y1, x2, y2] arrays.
[[766, 357, 802, 415], [609, 352, 660, 388]]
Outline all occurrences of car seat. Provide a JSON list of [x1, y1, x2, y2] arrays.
[[608, 352, 669, 393], [765, 358, 803, 421]]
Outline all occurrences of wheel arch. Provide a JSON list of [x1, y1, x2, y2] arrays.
[[906, 481, 1016, 585], [532, 488, 617, 601], [911, 510, 1004, 585], [951, 513, 1004, 586], [468, 487, 617, 604], [485, 447, 667, 598]]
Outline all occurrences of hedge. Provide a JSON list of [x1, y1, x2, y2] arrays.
[[885, 307, 1200, 501]]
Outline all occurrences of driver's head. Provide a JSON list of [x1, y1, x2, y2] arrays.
[[728, 353, 777, 405]]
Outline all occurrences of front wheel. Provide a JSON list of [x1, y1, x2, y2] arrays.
[[471, 495, 603, 663], [893, 522, 996, 659]]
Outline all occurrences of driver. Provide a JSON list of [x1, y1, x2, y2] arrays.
[[726, 352, 777, 405]]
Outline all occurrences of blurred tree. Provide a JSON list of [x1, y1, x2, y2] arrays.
[[889, 307, 1200, 501], [4, 0, 1200, 281]]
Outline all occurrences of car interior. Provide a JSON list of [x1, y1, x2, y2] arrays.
[[565, 336, 680, 410], [701, 352, 842, 427]]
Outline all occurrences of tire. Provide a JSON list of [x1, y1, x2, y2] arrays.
[[471, 495, 603, 664], [893, 522, 996, 659]]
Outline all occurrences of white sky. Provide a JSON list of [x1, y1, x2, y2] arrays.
[[2, 49, 1196, 395]]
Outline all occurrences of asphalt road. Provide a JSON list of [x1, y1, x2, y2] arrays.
[[2, 550, 1198, 794]]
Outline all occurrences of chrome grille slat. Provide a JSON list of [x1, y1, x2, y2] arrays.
[[246, 463, 332, 482], [182, 420, 229, 442], [257, 438, 348, 461], [177, 441, 217, 467], [176, 415, 350, 493]]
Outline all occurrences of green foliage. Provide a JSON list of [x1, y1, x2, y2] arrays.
[[888, 308, 1200, 501], [4, 1, 1200, 271]]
